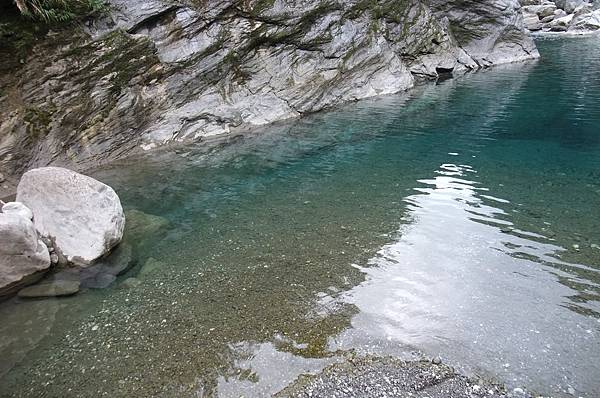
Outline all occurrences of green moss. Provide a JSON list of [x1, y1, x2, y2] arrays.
[[67, 30, 161, 99], [344, 0, 410, 26], [244, 2, 340, 53], [23, 105, 54, 138], [250, 0, 277, 15]]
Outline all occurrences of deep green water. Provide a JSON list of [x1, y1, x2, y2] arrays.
[[1, 36, 599, 397]]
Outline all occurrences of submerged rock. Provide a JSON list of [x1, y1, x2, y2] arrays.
[[17, 280, 80, 298], [81, 272, 117, 289], [81, 244, 133, 278], [123, 209, 169, 243], [120, 277, 142, 289], [139, 257, 164, 278], [79, 244, 133, 289], [0, 213, 51, 299], [16, 167, 125, 266]]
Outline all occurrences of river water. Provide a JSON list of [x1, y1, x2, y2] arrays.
[[1, 36, 599, 397]]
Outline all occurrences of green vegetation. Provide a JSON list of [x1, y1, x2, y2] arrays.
[[13, 0, 106, 23], [0, 0, 106, 71]]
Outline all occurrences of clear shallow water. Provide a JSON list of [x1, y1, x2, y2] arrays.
[[1, 36, 600, 397]]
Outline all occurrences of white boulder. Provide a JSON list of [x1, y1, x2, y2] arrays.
[[0, 213, 51, 298], [2, 202, 33, 220], [16, 167, 125, 266]]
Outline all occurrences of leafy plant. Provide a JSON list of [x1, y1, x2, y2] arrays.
[[12, 0, 106, 23]]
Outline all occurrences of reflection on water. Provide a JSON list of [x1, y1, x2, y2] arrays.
[[331, 161, 600, 395], [216, 339, 336, 397], [1, 36, 600, 397]]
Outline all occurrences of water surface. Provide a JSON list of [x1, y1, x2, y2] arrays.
[[1, 36, 599, 397]]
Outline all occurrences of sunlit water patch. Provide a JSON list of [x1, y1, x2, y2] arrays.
[[1, 36, 599, 397]]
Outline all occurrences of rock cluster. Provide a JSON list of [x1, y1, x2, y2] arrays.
[[0, 167, 125, 298], [522, 0, 600, 32]]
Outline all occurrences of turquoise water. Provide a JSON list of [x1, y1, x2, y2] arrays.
[[1, 36, 599, 397]]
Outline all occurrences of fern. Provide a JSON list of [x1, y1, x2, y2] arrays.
[[14, 0, 107, 23]]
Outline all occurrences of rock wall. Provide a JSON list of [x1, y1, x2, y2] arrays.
[[0, 0, 538, 196]]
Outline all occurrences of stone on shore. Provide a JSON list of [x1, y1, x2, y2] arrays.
[[0, 213, 51, 298], [16, 167, 125, 266], [18, 280, 80, 298], [570, 8, 600, 30]]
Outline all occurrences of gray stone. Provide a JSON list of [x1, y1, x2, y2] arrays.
[[1, 202, 33, 220], [17, 280, 80, 298], [0, 213, 51, 298], [120, 277, 142, 289], [523, 13, 543, 30], [556, 0, 587, 13], [81, 272, 116, 289], [554, 9, 568, 18], [522, 4, 557, 18], [123, 209, 169, 243], [139, 257, 164, 278], [549, 13, 575, 30], [16, 167, 125, 266], [81, 243, 133, 278], [541, 14, 555, 23], [569, 9, 600, 30]]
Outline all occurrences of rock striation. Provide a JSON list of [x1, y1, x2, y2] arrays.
[[0, 0, 538, 195], [522, 0, 600, 32]]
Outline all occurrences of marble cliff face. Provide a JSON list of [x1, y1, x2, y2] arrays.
[[0, 0, 538, 194]]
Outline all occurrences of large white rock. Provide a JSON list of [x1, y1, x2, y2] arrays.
[[16, 167, 125, 266], [0, 213, 51, 298]]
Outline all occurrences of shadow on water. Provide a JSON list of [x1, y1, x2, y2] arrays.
[[1, 36, 599, 397]]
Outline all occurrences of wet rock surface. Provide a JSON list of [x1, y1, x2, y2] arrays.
[[0, 0, 538, 196], [278, 356, 509, 398]]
